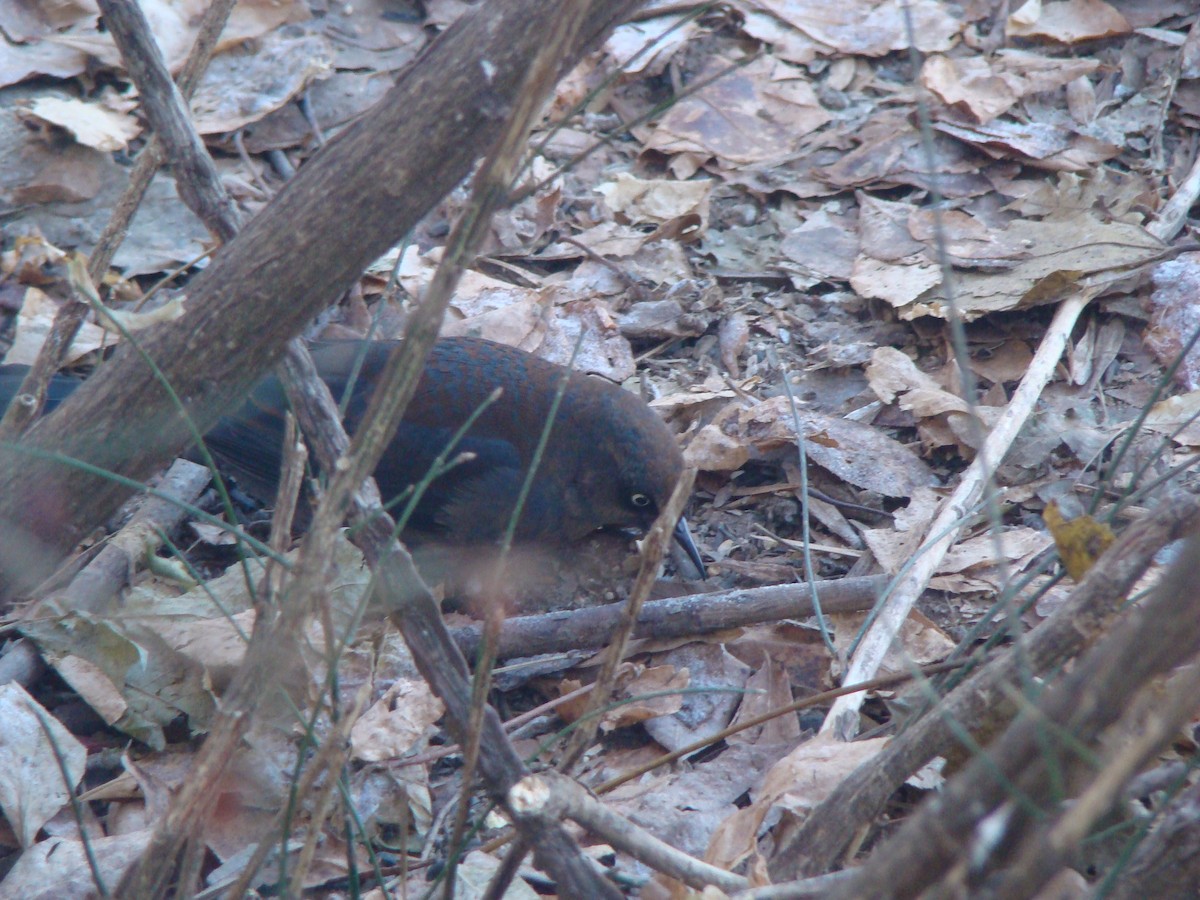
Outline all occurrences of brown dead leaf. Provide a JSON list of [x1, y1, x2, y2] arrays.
[[858, 487, 940, 575], [1004, 168, 1156, 223], [1067, 316, 1124, 388], [604, 13, 698, 77], [867, 347, 969, 417], [149, 609, 256, 691], [921, 50, 1099, 124], [831, 606, 955, 670], [540, 222, 648, 260], [726, 653, 802, 746], [644, 54, 832, 175], [3, 0, 307, 89], [685, 395, 936, 497], [1144, 391, 1200, 446], [1008, 0, 1131, 43], [934, 118, 1120, 171], [604, 738, 797, 869], [350, 679, 444, 763], [23, 95, 141, 151], [191, 30, 331, 134], [641, 643, 752, 751], [606, 664, 689, 731], [618, 298, 708, 341], [778, 207, 859, 282], [929, 526, 1054, 592], [0, 830, 153, 897], [902, 214, 1165, 320], [969, 339, 1035, 384], [0, 23, 95, 89], [907, 207, 1028, 267], [851, 253, 943, 307], [536, 296, 637, 380], [857, 194, 926, 262], [738, 0, 960, 62], [595, 172, 712, 228], [22, 611, 217, 750], [0, 683, 86, 847], [7, 285, 108, 362], [705, 733, 888, 871]]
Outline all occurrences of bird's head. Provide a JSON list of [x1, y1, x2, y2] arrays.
[[533, 377, 699, 578]]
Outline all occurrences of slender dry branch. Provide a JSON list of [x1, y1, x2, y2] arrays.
[[512, 771, 749, 893], [44, 459, 211, 616], [447, 575, 885, 659]]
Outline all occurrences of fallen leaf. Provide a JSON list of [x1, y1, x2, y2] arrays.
[[0, 683, 86, 847], [1008, 0, 1130, 43], [24, 95, 141, 151]]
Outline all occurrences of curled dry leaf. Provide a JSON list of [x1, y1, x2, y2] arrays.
[[867, 347, 968, 417], [0, 230, 66, 281], [0, 683, 87, 847], [595, 171, 712, 228], [1007, 0, 1131, 43], [643, 54, 833, 176], [24, 96, 142, 151], [350, 679, 444, 763], [705, 734, 889, 872], [7, 286, 108, 365], [1144, 391, 1200, 446], [902, 214, 1164, 320], [684, 395, 936, 498], [920, 50, 1099, 125], [739, 0, 960, 62]]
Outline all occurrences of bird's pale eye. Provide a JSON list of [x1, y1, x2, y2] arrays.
[[630, 492, 652, 508]]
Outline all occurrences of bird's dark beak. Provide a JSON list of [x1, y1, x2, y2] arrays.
[[673, 516, 706, 579]]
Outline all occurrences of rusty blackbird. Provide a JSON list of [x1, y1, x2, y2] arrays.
[[0, 338, 704, 570]]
